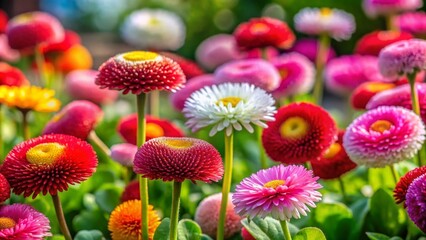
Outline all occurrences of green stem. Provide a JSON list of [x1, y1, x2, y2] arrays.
[[88, 131, 111, 156], [338, 177, 348, 202], [280, 220, 292, 240], [256, 126, 267, 169], [136, 93, 149, 240], [217, 133, 234, 240], [21, 110, 30, 140], [313, 34, 330, 105], [35, 45, 49, 88], [390, 165, 399, 184], [51, 194, 72, 240], [149, 91, 160, 117], [169, 181, 182, 240]]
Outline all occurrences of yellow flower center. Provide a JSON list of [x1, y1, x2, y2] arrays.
[[146, 123, 165, 138], [149, 17, 160, 26], [323, 143, 342, 159], [14, 13, 33, 24], [164, 139, 193, 149], [370, 120, 392, 133], [216, 97, 243, 107], [250, 23, 269, 34], [122, 51, 159, 62], [0, 217, 16, 230], [365, 82, 395, 93], [279, 117, 309, 139], [320, 8, 333, 18], [26, 143, 66, 165], [263, 180, 285, 189], [279, 69, 288, 79]]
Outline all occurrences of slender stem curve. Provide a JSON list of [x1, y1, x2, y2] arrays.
[[149, 91, 160, 117], [390, 165, 399, 184], [280, 220, 292, 240], [313, 34, 330, 105], [88, 131, 111, 156], [338, 177, 348, 202], [169, 181, 182, 240], [408, 72, 425, 166], [51, 194, 72, 240]]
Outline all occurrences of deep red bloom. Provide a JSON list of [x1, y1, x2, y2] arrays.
[[311, 131, 357, 179], [1, 134, 98, 198], [350, 81, 396, 110], [160, 52, 204, 80], [42, 100, 103, 140], [394, 166, 426, 205], [0, 10, 8, 34], [355, 30, 413, 56], [120, 180, 140, 202], [41, 30, 80, 54], [241, 227, 256, 240], [262, 103, 337, 164], [0, 62, 29, 86], [0, 173, 10, 203], [234, 17, 295, 51], [134, 137, 223, 182], [117, 113, 184, 145], [96, 51, 186, 95]]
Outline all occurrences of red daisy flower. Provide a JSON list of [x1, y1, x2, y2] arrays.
[[41, 30, 80, 54], [0, 173, 10, 203], [233, 17, 295, 51], [134, 137, 223, 182], [96, 51, 186, 95], [311, 131, 357, 179], [0, 62, 29, 86], [262, 103, 337, 164], [0, 10, 8, 34], [355, 30, 413, 56], [394, 166, 426, 206], [350, 81, 396, 110], [0, 134, 98, 198], [120, 180, 140, 202], [42, 100, 103, 140], [160, 52, 204, 80], [117, 113, 184, 145]]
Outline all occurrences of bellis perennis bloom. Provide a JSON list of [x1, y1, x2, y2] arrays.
[[183, 83, 276, 136]]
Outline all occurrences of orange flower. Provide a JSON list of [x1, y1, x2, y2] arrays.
[[55, 44, 92, 73]]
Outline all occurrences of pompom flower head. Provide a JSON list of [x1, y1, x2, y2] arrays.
[[363, 0, 423, 17], [289, 38, 336, 63], [350, 81, 396, 110], [394, 166, 426, 205], [110, 143, 138, 167], [6, 11, 64, 51], [108, 200, 160, 240], [96, 51, 186, 95], [1, 134, 98, 198], [0, 85, 60, 112], [120, 9, 185, 51], [270, 52, 315, 98], [355, 31, 413, 56], [262, 102, 337, 164], [134, 137, 223, 183], [65, 69, 119, 105], [0, 173, 10, 203], [170, 74, 215, 111], [0, 203, 51, 239], [233, 17, 295, 50], [43, 100, 103, 140], [0, 62, 29, 86], [214, 59, 280, 92], [184, 83, 276, 136], [397, 12, 426, 37], [294, 8, 355, 41], [232, 165, 322, 221], [343, 106, 425, 167], [405, 174, 426, 233], [195, 193, 242, 239]]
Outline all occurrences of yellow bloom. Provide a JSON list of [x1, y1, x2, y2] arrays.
[[0, 85, 60, 112]]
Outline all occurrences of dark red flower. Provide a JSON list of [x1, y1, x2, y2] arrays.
[[262, 103, 337, 164], [0, 134, 98, 198], [311, 131, 357, 179], [394, 166, 426, 206], [0, 10, 8, 34], [96, 51, 186, 95], [350, 81, 396, 110], [0, 173, 10, 203], [41, 30, 80, 54], [117, 113, 184, 145], [134, 137, 223, 182], [355, 30, 413, 56], [0, 62, 29, 86], [160, 52, 204, 80], [234, 17, 295, 51], [120, 180, 140, 202]]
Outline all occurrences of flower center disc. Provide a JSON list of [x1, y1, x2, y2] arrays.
[[0, 217, 16, 230], [279, 116, 309, 139], [323, 143, 342, 159], [146, 123, 165, 138], [26, 143, 66, 165], [365, 82, 395, 93], [263, 180, 285, 189], [217, 97, 242, 107], [164, 139, 193, 149], [320, 8, 333, 18], [370, 120, 392, 133], [122, 51, 159, 62], [250, 23, 270, 34]]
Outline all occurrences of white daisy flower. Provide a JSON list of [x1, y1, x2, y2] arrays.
[[294, 8, 355, 41], [120, 9, 186, 51], [183, 83, 276, 136]]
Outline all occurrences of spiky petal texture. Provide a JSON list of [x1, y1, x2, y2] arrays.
[[0, 62, 29, 86], [405, 174, 426, 233], [350, 81, 396, 110], [110, 143, 138, 167], [1, 134, 98, 198], [160, 52, 204, 80], [195, 193, 242, 239], [396, 12, 426, 36], [343, 106, 425, 167], [363, 0, 423, 17], [289, 38, 336, 63], [394, 166, 426, 205], [0, 204, 51, 239], [134, 137, 223, 182], [262, 103, 337, 164], [96, 51, 186, 95], [214, 59, 280, 92], [170, 74, 215, 111], [0, 173, 10, 203], [355, 31, 413, 56], [232, 165, 322, 221]]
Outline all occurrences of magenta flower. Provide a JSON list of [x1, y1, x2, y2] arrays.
[[378, 39, 426, 79], [0, 203, 51, 239], [396, 12, 426, 37], [232, 165, 322, 221], [343, 106, 425, 167], [110, 143, 138, 167], [214, 59, 280, 91], [406, 173, 426, 233], [289, 38, 336, 63], [270, 52, 315, 98], [363, 0, 423, 17]]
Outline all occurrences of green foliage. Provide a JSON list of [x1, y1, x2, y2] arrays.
[[74, 230, 105, 240], [293, 227, 326, 240], [241, 217, 299, 240], [309, 202, 353, 240]]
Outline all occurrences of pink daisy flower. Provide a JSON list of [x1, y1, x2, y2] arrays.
[[288, 38, 336, 63], [406, 173, 426, 233], [0, 34, 20, 62], [110, 143, 138, 167], [396, 12, 426, 37], [343, 106, 425, 167], [0, 203, 51, 239], [232, 165, 322, 221], [363, 0, 423, 17], [270, 52, 315, 98], [214, 59, 280, 91]]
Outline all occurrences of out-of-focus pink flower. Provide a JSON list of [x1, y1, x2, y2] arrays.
[[288, 38, 336, 63], [355, 31, 413, 56], [396, 12, 426, 37], [0, 34, 20, 62], [170, 74, 215, 111], [363, 0, 423, 17], [110, 143, 138, 167]]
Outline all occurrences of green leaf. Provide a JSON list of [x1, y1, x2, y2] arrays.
[[200, 234, 214, 240], [94, 184, 122, 213], [293, 227, 326, 240], [349, 198, 370, 240], [309, 202, 353, 240], [368, 168, 395, 191], [154, 218, 170, 240], [74, 230, 105, 240], [241, 217, 299, 240], [177, 219, 203, 240], [73, 209, 109, 237], [366, 232, 403, 240]]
